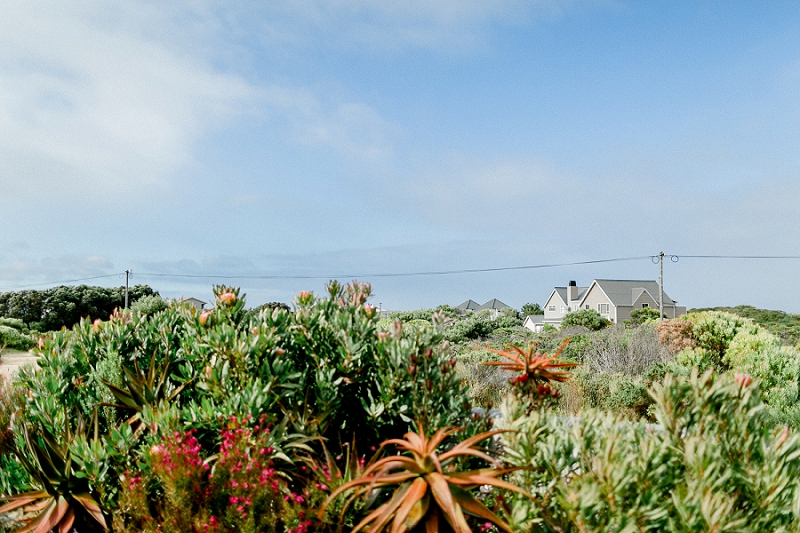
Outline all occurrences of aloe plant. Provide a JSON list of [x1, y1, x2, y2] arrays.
[[101, 350, 189, 430], [484, 340, 577, 404], [0, 414, 107, 533], [319, 425, 532, 533]]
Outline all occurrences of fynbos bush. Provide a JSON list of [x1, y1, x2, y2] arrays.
[[500, 370, 800, 532]]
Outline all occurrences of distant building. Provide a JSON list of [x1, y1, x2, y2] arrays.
[[180, 297, 207, 311], [456, 299, 482, 312], [456, 298, 511, 319], [544, 280, 686, 327], [522, 314, 545, 333]]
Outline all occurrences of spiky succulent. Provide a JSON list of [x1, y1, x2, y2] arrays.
[[319, 425, 530, 533], [485, 340, 576, 382], [0, 414, 107, 533], [101, 351, 189, 430]]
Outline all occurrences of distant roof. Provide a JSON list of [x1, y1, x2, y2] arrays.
[[182, 297, 207, 305], [480, 298, 510, 310], [591, 279, 675, 306], [554, 286, 589, 302], [456, 299, 482, 311], [523, 315, 545, 324]]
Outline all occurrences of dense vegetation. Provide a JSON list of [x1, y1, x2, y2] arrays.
[[692, 304, 800, 345], [3, 290, 800, 532], [0, 285, 157, 332]]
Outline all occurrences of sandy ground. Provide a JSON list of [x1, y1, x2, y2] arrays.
[[0, 349, 38, 379]]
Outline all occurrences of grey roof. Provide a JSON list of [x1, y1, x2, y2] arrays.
[[554, 286, 589, 303], [456, 299, 482, 311], [524, 315, 545, 324], [480, 298, 510, 310], [592, 279, 675, 306]]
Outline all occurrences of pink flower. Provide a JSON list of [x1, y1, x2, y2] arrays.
[[218, 292, 237, 304]]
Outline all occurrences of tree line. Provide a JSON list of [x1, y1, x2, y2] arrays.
[[0, 284, 157, 332]]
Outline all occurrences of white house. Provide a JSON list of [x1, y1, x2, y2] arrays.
[[543, 279, 686, 327]]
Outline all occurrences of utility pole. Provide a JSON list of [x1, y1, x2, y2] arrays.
[[658, 252, 664, 321], [124, 269, 131, 309]]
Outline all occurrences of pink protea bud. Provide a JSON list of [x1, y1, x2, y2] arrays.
[[218, 292, 237, 305], [151, 444, 164, 455], [92, 319, 102, 331], [199, 310, 212, 326], [735, 373, 752, 388], [297, 291, 314, 306], [363, 304, 375, 317]]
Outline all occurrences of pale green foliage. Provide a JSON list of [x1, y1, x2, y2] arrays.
[[684, 310, 756, 367], [500, 370, 800, 532], [672, 312, 800, 422], [129, 295, 167, 315]]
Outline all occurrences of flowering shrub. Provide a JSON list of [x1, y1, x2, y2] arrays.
[[115, 416, 312, 533]]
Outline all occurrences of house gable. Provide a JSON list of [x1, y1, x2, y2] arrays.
[[577, 281, 615, 321]]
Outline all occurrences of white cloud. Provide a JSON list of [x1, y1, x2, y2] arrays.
[[259, 86, 396, 161], [398, 155, 562, 227], [251, 0, 583, 51], [0, 1, 257, 200]]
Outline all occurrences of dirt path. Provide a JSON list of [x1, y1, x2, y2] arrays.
[[0, 349, 38, 379]]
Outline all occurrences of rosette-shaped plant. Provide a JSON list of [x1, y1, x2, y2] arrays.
[[484, 340, 577, 404], [0, 415, 107, 533], [319, 425, 529, 533]]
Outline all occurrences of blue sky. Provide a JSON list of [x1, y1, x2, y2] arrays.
[[2, 1, 800, 312]]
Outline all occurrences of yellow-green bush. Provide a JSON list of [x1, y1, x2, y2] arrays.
[[500, 370, 800, 532]]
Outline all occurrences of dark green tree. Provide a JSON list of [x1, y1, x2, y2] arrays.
[[0, 284, 158, 331], [521, 302, 544, 316]]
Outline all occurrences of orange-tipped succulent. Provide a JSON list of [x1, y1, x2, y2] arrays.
[[318, 425, 530, 533], [484, 339, 577, 383]]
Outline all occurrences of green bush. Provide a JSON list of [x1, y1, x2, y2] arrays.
[[0, 325, 33, 351], [501, 370, 800, 532], [561, 309, 610, 330], [572, 369, 651, 418], [3, 281, 474, 531], [128, 294, 167, 315], [626, 306, 661, 325]]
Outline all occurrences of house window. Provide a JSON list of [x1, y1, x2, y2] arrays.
[[585, 304, 590, 310], [548, 305, 556, 312], [641, 303, 649, 308], [560, 306, 566, 313], [597, 303, 610, 314]]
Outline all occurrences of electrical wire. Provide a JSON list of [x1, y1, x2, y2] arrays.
[[0, 273, 122, 291], [135, 255, 653, 281], [3, 254, 800, 291]]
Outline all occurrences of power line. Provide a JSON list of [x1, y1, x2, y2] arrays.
[[674, 255, 800, 259], [0, 273, 122, 291], [135, 256, 653, 281], [2, 254, 800, 292]]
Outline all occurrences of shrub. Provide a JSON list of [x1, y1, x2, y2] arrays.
[[560, 309, 610, 331], [3, 281, 475, 528], [0, 326, 33, 351], [683, 310, 755, 368], [656, 318, 696, 353], [129, 295, 167, 315], [500, 370, 800, 532], [626, 306, 661, 325], [581, 324, 672, 376]]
